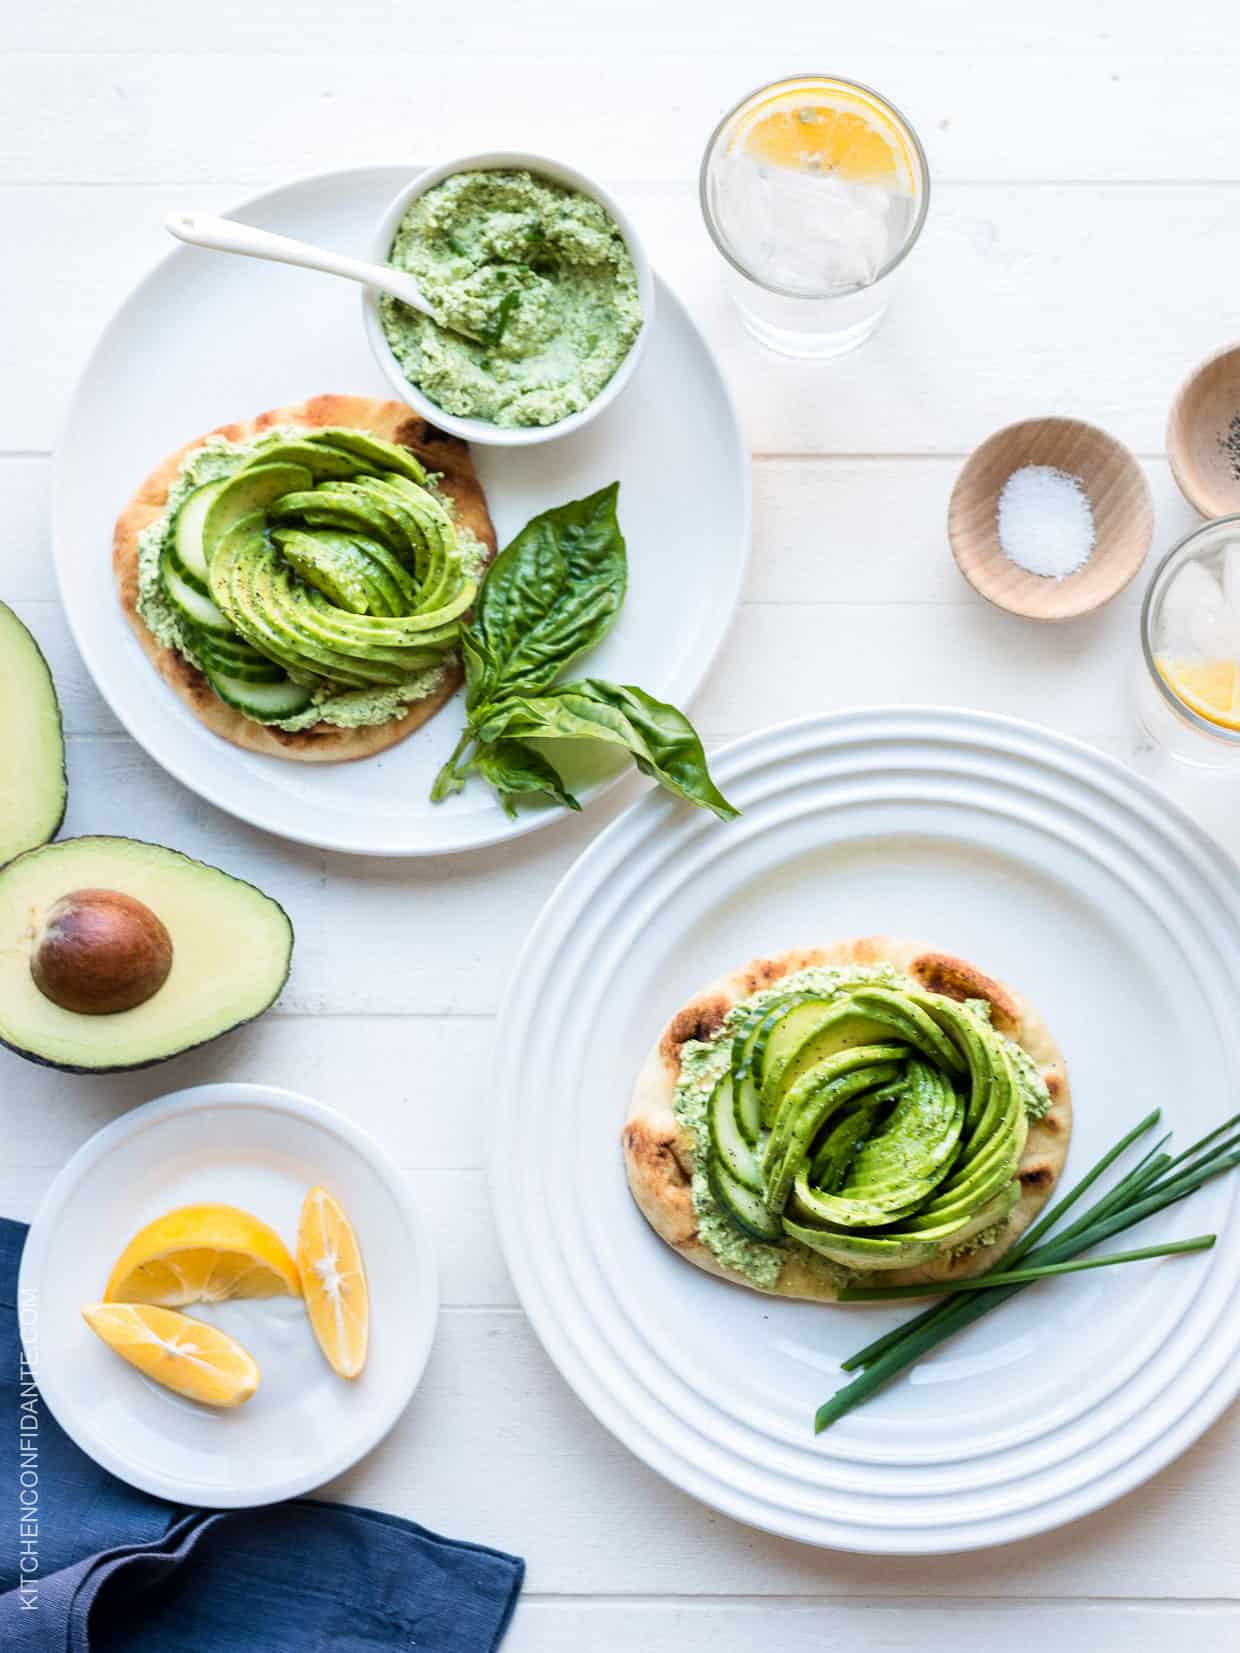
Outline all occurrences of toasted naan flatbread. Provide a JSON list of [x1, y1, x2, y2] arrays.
[[113, 393, 497, 763], [623, 937, 1073, 1303]]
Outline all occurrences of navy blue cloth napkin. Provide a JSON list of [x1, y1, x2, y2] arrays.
[[0, 1218, 523, 1651]]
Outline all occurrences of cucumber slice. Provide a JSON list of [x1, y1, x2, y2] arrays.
[[195, 639, 285, 683], [203, 667, 314, 723], [709, 1155, 784, 1244], [172, 479, 228, 586], [708, 1074, 764, 1191], [160, 544, 235, 636]]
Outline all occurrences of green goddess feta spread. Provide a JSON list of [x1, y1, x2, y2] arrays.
[[672, 964, 1051, 1288], [379, 169, 643, 428], [135, 430, 488, 732]]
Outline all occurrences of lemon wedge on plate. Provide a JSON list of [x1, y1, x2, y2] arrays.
[[82, 1302, 260, 1407], [104, 1203, 301, 1306], [1155, 656, 1240, 731], [297, 1186, 369, 1379]]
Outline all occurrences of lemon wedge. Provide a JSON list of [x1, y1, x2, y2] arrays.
[[737, 92, 913, 188], [1155, 656, 1240, 731], [104, 1203, 301, 1307], [296, 1186, 369, 1379], [82, 1302, 260, 1407]]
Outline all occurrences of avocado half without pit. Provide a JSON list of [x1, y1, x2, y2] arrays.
[[0, 601, 67, 863], [0, 839, 292, 1072]]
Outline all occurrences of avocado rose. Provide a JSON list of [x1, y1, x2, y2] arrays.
[[624, 939, 1072, 1303], [114, 397, 498, 762]]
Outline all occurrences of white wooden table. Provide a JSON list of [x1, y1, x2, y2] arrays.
[[5, 3, 1240, 1645]]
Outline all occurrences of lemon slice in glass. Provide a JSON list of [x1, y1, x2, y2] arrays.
[[734, 87, 914, 188], [1156, 656, 1240, 731]]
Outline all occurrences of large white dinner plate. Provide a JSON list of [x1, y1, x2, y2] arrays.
[[19, 1083, 438, 1507], [491, 708, 1240, 1553], [53, 166, 749, 855]]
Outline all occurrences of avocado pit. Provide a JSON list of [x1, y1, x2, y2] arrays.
[[31, 889, 173, 1015]]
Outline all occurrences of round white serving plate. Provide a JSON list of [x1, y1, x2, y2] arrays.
[[19, 1083, 438, 1508], [490, 707, 1240, 1553], [53, 165, 749, 856]]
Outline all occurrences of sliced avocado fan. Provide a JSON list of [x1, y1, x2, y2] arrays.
[[0, 837, 292, 1072], [157, 430, 476, 725], [707, 980, 1031, 1271], [0, 602, 66, 864]]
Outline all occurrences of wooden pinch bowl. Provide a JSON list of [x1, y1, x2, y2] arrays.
[[948, 416, 1154, 621], [1167, 343, 1240, 518]]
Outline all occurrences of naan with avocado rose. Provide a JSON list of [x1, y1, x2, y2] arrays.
[[114, 394, 496, 763], [623, 937, 1072, 1303]]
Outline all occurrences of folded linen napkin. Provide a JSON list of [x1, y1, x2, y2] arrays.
[[0, 1217, 523, 1651]]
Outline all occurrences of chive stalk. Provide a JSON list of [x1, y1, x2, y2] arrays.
[[816, 1108, 1237, 1432]]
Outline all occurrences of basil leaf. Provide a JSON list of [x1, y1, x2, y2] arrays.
[[475, 739, 581, 818], [477, 678, 739, 821], [460, 629, 492, 705], [471, 483, 626, 703]]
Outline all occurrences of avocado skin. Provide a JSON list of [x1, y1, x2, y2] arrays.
[[0, 836, 293, 1075], [0, 601, 67, 865]]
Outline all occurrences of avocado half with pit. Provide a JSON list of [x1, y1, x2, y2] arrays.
[[0, 838, 292, 1072], [0, 602, 67, 863]]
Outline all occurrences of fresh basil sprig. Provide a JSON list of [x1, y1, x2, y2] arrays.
[[431, 484, 737, 821]]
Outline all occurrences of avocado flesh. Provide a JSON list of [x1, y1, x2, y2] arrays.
[[239, 441, 371, 481], [271, 528, 383, 616], [269, 491, 412, 558], [0, 604, 66, 864], [161, 428, 476, 726], [704, 975, 1045, 1277], [0, 837, 291, 1072], [303, 429, 427, 483], [200, 463, 313, 564]]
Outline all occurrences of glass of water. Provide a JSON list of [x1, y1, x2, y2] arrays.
[[1136, 516, 1240, 770], [700, 74, 930, 358]]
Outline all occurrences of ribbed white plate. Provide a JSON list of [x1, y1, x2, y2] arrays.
[[52, 166, 748, 855], [490, 709, 1240, 1552]]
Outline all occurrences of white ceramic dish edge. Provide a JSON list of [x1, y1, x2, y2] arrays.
[[363, 149, 656, 447], [17, 1082, 439, 1508]]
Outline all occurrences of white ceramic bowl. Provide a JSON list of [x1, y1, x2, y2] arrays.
[[363, 150, 655, 448]]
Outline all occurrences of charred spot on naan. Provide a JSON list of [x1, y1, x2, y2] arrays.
[[659, 995, 730, 1074], [622, 1118, 697, 1245], [908, 950, 1021, 1036]]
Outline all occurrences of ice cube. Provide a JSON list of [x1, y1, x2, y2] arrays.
[[1218, 539, 1240, 624], [716, 155, 898, 292], [1157, 559, 1224, 656]]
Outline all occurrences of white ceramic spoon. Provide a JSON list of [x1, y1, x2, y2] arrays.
[[164, 210, 461, 332]]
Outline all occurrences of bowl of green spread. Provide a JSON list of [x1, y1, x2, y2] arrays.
[[365, 153, 654, 446]]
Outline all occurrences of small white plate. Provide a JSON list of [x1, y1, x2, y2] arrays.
[[53, 165, 749, 856], [18, 1083, 438, 1508], [491, 708, 1240, 1552]]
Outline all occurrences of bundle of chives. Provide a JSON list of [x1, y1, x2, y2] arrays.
[[814, 1108, 1240, 1435]]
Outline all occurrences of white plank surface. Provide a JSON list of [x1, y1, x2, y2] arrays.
[[3, 3, 1240, 1645]]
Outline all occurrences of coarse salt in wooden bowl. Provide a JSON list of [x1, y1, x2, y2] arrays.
[[948, 416, 1154, 622], [1166, 343, 1240, 518]]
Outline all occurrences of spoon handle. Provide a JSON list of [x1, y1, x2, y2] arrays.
[[164, 211, 434, 318]]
